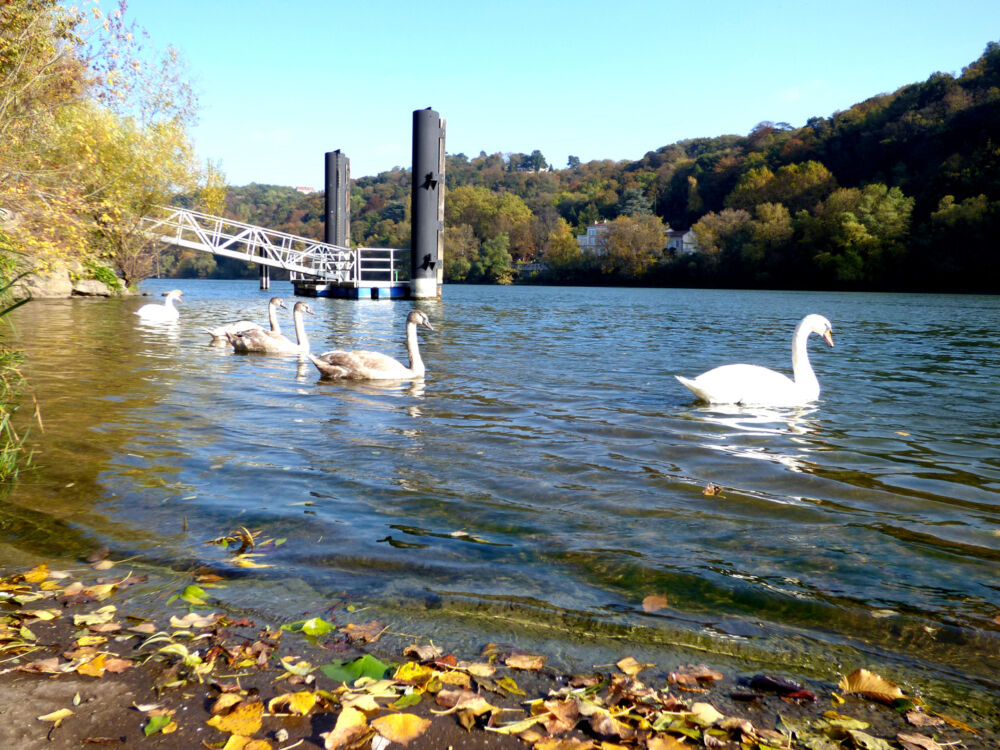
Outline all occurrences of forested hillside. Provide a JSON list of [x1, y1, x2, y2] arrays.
[[166, 42, 1000, 292]]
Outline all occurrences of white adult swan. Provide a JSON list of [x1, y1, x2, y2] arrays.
[[135, 289, 183, 323], [204, 296, 287, 346], [228, 301, 313, 354], [308, 309, 433, 380], [675, 314, 834, 407]]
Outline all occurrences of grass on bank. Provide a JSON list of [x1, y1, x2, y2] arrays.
[[0, 247, 33, 482]]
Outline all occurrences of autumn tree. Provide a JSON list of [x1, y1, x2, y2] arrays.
[[600, 214, 667, 279]]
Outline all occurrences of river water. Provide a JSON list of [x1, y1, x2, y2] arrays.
[[4, 280, 999, 725]]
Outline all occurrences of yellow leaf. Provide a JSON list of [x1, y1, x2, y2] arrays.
[[37, 708, 73, 726], [485, 715, 541, 735], [211, 694, 244, 715], [321, 706, 370, 750], [268, 691, 318, 716], [222, 737, 270, 750], [616, 656, 651, 677], [76, 654, 107, 677], [370, 713, 431, 745], [24, 564, 50, 583], [838, 668, 905, 703], [76, 635, 107, 647], [394, 661, 435, 684], [206, 701, 264, 735]]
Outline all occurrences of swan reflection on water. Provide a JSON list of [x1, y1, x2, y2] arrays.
[[687, 402, 820, 436], [684, 402, 822, 474]]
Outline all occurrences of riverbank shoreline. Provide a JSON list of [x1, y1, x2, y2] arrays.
[[0, 557, 991, 750]]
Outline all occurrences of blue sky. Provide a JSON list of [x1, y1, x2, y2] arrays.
[[118, 0, 999, 187]]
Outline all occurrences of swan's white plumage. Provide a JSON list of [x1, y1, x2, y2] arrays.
[[204, 296, 286, 346], [676, 314, 834, 407], [135, 289, 183, 322], [228, 301, 312, 354], [309, 309, 433, 380]]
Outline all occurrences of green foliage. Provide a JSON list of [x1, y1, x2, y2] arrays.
[[320, 654, 393, 683], [82, 259, 123, 292]]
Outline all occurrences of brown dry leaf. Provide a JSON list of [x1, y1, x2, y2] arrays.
[[104, 657, 134, 674], [341, 621, 384, 643], [129, 622, 157, 634], [642, 593, 669, 612], [403, 643, 443, 661], [221, 737, 273, 750], [206, 700, 264, 736], [539, 699, 580, 734], [371, 713, 431, 746], [897, 733, 943, 750], [647, 736, 689, 750], [506, 653, 546, 671], [589, 711, 634, 741], [905, 711, 944, 728], [615, 656, 652, 677], [322, 706, 371, 750], [838, 668, 904, 703], [458, 661, 496, 677], [20, 657, 62, 674], [433, 689, 495, 716]]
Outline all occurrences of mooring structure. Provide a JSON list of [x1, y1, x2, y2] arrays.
[[143, 109, 445, 300]]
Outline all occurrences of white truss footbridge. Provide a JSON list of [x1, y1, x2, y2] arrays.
[[141, 206, 405, 287]]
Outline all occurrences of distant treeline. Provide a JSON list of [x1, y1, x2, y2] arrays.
[[163, 42, 1000, 292]]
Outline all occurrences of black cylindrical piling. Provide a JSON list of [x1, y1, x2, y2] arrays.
[[410, 108, 445, 299], [325, 150, 350, 247]]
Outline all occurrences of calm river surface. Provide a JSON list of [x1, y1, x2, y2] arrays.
[[4, 280, 999, 724]]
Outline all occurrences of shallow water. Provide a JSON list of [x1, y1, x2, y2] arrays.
[[4, 280, 999, 724]]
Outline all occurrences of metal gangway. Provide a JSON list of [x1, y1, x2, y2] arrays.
[[141, 206, 408, 297]]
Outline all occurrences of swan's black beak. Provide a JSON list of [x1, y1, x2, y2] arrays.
[[823, 329, 834, 347]]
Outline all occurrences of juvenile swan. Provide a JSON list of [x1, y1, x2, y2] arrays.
[[135, 289, 183, 323], [309, 309, 433, 380], [228, 301, 313, 354], [675, 314, 834, 407], [204, 297, 286, 346]]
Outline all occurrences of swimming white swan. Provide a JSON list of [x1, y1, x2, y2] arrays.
[[228, 301, 313, 354], [675, 314, 834, 407], [308, 309, 434, 380], [135, 289, 183, 323], [204, 296, 287, 346]]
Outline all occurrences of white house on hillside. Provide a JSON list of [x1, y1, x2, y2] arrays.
[[576, 221, 609, 255], [667, 228, 698, 255]]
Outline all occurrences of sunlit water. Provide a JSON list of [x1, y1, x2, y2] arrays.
[[4, 280, 999, 725]]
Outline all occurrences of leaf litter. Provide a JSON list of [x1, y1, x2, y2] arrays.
[[0, 560, 994, 749]]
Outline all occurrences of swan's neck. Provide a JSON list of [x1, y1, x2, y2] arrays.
[[294, 311, 309, 351], [268, 304, 282, 334], [791, 321, 818, 395], [405, 321, 424, 376]]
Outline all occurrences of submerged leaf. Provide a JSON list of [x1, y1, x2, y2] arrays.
[[838, 669, 904, 704], [320, 654, 392, 683], [505, 653, 545, 671]]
